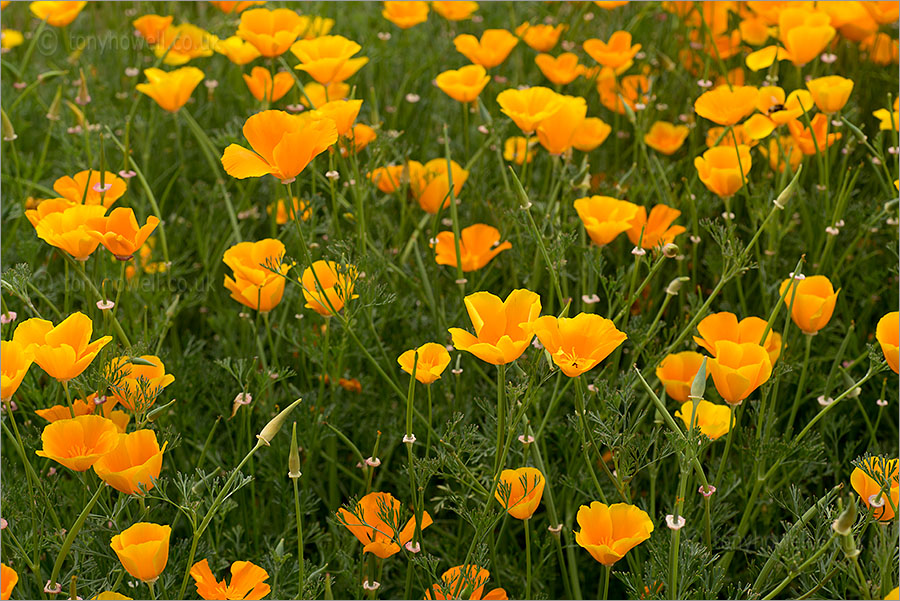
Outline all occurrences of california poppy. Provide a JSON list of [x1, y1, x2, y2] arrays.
[[432, 223, 511, 272], [1, 563, 18, 601], [528, 313, 627, 377], [850, 456, 899, 521], [572, 117, 612, 151], [644, 121, 690, 155], [806, 75, 853, 114], [110, 522, 171, 582], [535, 52, 583, 85], [694, 145, 752, 198], [236, 7, 304, 57], [575, 501, 654, 566], [15, 312, 112, 383], [215, 36, 262, 65], [497, 86, 562, 135], [408, 158, 469, 214], [449, 289, 542, 365], [136, 67, 205, 112], [435, 65, 490, 103], [87, 207, 159, 261], [291, 35, 368, 85], [876, 312, 899, 374], [778, 275, 840, 334], [627, 204, 686, 249], [190, 559, 271, 600], [93, 429, 167, 495], [243, 67, 294, 103], [382, 1, 429, 29], [779, 8, 835, 66], [106, 355, 176, 412], [536, 94, 587, 155], [432, 1, 478, 21], [655, 351, 705, 402], [453, 29, 518, 68], [583, 31, 641, 71], [787, 114, 842, 155], [209, 1, 265, 14], [707, 341, 772, 405], [425, 565, 507, 600], [313, 99, 363, 137], [397, 342, 451, 384], [1, 339, 32, 402], [267, 197, 311, 225], [153, 23, 217, 66], [53, 170, 127, 207], [503, 137, 536, 164], [694, 85, 759, 126], [515, 22, 566, 52], [675, 400, 732, 440], [132, 14, 173, 45], [36, 415, 120, 471], [223, 239, 291, 313], [337, 491, 433, 558], [574, 196, 641, 246], [29, 1, 86, 26], [495, 467, 545, 520], [694, 312, 782, 365], [300, 260, 357, 316]]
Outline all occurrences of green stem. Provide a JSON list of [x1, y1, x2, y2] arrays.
[[494, 363, 507, 474], [525, 518, 532, 599], [292, 476, 305, 598], [785, 334, 814, 434], [48, 483, 105, 592]]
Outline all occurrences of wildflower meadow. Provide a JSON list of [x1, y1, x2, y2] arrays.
[[1, 1, 899, 599]]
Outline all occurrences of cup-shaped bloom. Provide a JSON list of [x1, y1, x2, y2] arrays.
[[694, 145, 752, 198], [535, 52, 583, 85], [787, 113, 842, 155], [136, 67, 205, 113], [267, 196, 311, 225], [35, 415, 119, 471], [1, 563, 18, 601], [675, 400, 732, 440], [87, 207, 159, 260], [110, 522, 171, 582], [1, 340, 32, 402], [425, 565, 506, 600], [153, 23, 216, 66], [574, 196, 640, 246], [496, 86, 562, 134], [215, 36, 262, 65], [432, 1, 478, 21], [190, 559, 271, 601], [575, 502, 654, 566], [708, 341, 772, 405], [779, 8, 835, 66], [133, 14, 173, 45], [528, 313, 627, 377], [597, 69, 649, 115], [694, 85, 759, 125], [572, 117, 612, 152], [408, 158, 469, 214], [436, 64, 490, 103], [337, 491, 433, 559], [35, 395, 96, 421], [209, 1, 266, 14], [339, 123, 377, 156], [449, 289, 542, 365], [873, 98, 900, 131], [29, 1, 86, 26], [290, 35, 367, 85], [515, 22, 566, 52], [236, 7, 304, 57], [779, 275, 840, 334], [54, 170, 127, 207], [398, 342, 451, 384], [503, 137, 535, 164], [33, 203, 106, 260], [368, 164, 407, 193], [536, 94, 587, 155], [16, 312, 112, 382], [382, 1, 429, 28], [223, 238, 291, 313], [93, 429, 167, 494], [806, 75, 853, 114], [644, 121, 690, 155], [495, 467, 545, 520], [222, 110, 338, 183], [656, 351, 705, 402], [876, 312, 899, 374], [243, 67, 293, 102], [694, 312, 782, 365], [627, 204, 685, 249], [850, 457, 899, 521], [433, 224, 511, 272], [755, 86, 805, 126], [1, 29, 24, 50], [583, 31, 641, 70], [313, 99, 362, 137], [106, 355, 176, 412], [301, 260, 357, 316], [453, 29, 518, 68], [759, 136, 802, 173]]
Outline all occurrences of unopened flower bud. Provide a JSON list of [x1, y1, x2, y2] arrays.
[[1, 109, 16, 141], [689, 356, 708, 400], [832, 498, 856, 536], [257, 398, 303, 446], [773, 164, 802, 209], [662, 242, 678, 258], [75, 68, 91, 105], [665, 276, 689, 296], [46, 86, 63, 121], [288, 422, 301, 479]]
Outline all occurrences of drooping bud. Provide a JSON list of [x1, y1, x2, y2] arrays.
[[257, 398, 302, 446], [665, 276, 689, 296]]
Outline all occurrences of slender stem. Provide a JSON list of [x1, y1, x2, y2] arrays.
[[525, 518, 532, 599], [494, 364, 507, 474], [293, 477, 305, 598], [48, 483, 106, 591], [714, 406, 738, 486], [147, 580, 157, 601], [575, 377, 607, 503], [601, 565, 610, 601], [785, 334, 814, 434], [668, 465, 689, 600]]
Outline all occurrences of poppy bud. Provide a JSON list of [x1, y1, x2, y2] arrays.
[[76, 68, 91, 106], [773, 164, 802, 209], [832, 497, 856, 536], [288, 422, 301, 479], [257, 398, 302, 446], [46, 86, 63, 121], [662, 242, 679, 257], [690, 356, 708, 401], [665, 276, 689, 296], [1, 109, 16, 141]]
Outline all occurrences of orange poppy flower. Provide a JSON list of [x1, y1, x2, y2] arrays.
[[535, 52, 583, 85], [93, 429, 167, 495], [153, 23, 217, 66], [110, 522, 171, 582], [29, 1, 87, 26], [382, 1, 429, 28], [873, 98, 900, 131], [496, 86, 562, 134], [35, 394, 96, 421], [694, 145, 752, 198], [626, 204, 686, 249], [779, 8, 835, 66], [290, 35, 367, 85], [368, 164, 407, 193], [503, 136, 536, 164], [694, 312, 782, 365], [788, 113, 842, 155], [708, 341, 772, 405], [54, 170, 127, 207], [31, 203, 106, 260], [300, 260, 357, 316], [806, 75, 853, 114], [132, 14, 173, 45], [436, 64, 490, 103], [574, 195, 641, 246], [296, 15, 335, 39], [745, 44, 791, 72], [495, 467, 545, 520], [432, 1, 478, 20], [36, 415, 120, 471], [1, 563, 18, 601], [758, 135, 802, 173], [449, 289, 542, 365], [208, 1, 265, 14], [87, 207, 159, 260], [850, 457, 898, 521], [515, 22, 567, 52], [15, 312, 112, 383], [778, 275, 840, 334], [432, 223, 511, 272], [243, 67, 294, 103], [694, 85, 759, 126], [575, 502, 654, 566], [237, 7, 304, 57], [190, 559, 271, 600], [106, 354, 176, 412], [136, 67, 205, 112], [223, 238, 291, 313], [536, 94, 587, 155], [221, 110, 338, 183], [656, 351, 705, 402], [675, 400, 732, 440], [337, 491, 433, 559], [528, 313, 626, 377], [214, 36, 262, 65], [339, 122, 377, 156], [453, 29, 518, 68], [596, 69, 649, 114], [299, 81, 350, 109], [644, 121, 690, 155], [583, 31, 641, 71], [425, 565, 507, 600], [408, 158, 469, 214], [397, 342, 452, 385], [572, 117, 612, 152], [1, 339, 32, 402], [313, 99, 362, 137], [267, 196, 311, 225], [876, 312, 899, 374]]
